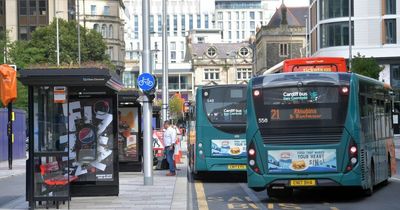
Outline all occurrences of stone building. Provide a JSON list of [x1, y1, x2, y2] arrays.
[[255, 3, 307, 75]]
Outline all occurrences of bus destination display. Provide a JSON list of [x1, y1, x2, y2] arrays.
[[270, 107, 332, 121]]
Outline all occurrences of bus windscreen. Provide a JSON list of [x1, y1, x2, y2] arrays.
[[202, 87, 247, 126]]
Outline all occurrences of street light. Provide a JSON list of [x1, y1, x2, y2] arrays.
[[56, 11, 63, 67]]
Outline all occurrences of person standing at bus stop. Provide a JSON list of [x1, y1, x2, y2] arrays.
[[163, 120, 176, 176]]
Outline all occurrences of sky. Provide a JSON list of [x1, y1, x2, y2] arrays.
[[281, 0, 310, 7]]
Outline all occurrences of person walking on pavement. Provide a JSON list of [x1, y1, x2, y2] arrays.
[[163, 120, 176, 176]]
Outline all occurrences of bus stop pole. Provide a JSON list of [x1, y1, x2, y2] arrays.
[[142, 0, 153, 185], [162, 0, 169, 121], [7, 102, 13, 170]]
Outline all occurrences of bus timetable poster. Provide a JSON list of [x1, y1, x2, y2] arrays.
[[211, 139, 246, 157], [267, 149, 337, 173]]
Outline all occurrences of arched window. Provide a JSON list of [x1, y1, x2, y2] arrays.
[[108, 24, 113, 38], [93, 24, 100, 33], [101, 24, 107, 37]]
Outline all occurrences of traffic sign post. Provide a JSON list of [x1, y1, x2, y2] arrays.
[[137, 73, 156, 92]]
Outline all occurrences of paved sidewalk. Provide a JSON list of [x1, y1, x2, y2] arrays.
[[0, 158, 26, 180]]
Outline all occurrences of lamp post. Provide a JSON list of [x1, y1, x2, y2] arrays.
[[348, 0, 352, 70], [56, 11, 62, 66]]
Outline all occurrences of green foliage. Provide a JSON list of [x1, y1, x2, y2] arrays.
[[169, 95, 184, 120], [350, 53, 383, 79]]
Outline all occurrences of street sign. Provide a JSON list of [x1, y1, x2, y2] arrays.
[[137, 73, 156, 91]]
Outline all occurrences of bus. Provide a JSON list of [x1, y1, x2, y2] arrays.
[[246, 72, 396, 196], [188, 85, 248, 178], [263, 57, 348, 74]]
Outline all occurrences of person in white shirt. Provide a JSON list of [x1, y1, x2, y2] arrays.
[[163, 120, 176, 176]]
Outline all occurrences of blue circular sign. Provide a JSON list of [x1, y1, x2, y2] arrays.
[[137, 73, 156, 91]]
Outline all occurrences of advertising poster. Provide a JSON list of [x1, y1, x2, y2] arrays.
[[62, 98, 114, 182], [268, 149, 337, 173], [118, 107, 139, 161], [211, 139, 246, 157]]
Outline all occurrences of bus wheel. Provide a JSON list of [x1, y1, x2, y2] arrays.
[[267, 187, 293, 198], [364, 163, 375, 196]]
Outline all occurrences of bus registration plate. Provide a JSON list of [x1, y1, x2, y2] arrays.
[[228, 165, 246, 170], [290, 179, 316, 187]]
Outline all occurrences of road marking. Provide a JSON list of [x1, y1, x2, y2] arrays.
[[267, 203, 274, 209], [330, 207, 340, 210], [239, 183, 268, 210], [195, 181, 209, 210]]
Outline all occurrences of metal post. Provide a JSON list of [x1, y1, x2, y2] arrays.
[[348, 0, 352, 70], [142, 0, 153, 185], [305, 15, 308, 57], [7, 102, 13, 170], [77, 0, 81, 65], [56, 16, 60, 66], [162, 0, 169, 121]]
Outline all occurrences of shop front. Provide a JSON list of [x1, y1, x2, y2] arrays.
[[20, 68, 123, 208]]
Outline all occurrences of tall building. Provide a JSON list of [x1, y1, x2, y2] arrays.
[[255, 3, 307, 74], [309, 0, 400, 88], [215, 0, 282, 43], [123, 0, 215, 100], [1, 0, 125, 74], [78, 0, 126, 73]]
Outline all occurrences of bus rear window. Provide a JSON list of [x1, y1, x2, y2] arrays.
[[202, 87, 247, 125]]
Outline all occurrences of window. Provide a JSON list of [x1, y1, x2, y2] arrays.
[[259, 11, 263, 20], [134, 15, 139, 39], [93, 24, 100, 33], [170, 51, 176, 62], [19, 0, 27, 15], [204, 69, 220, 80], [320, 0, 353, 20], [207, 47, 217, 57], [242, 31, 245, 39], [241, 21, 245, 29], [320, 21, 353, 48], [236, 21, 240, 29], [228, 31, 232, 39], [181, 15, 186, 36], [150, 15, 154, 33], [228, 12, 231, 20], [29, 0, 37, 15], [104, 6, 110, 16], [385, 19, 397, 44], [91, 5, 96, 15], [108, 46, 114, 60], [108, 25, 113, 38], [241, 12, 245, 19], [101, 24, 107, 37], [189, 14, 193, 29], [170, 42, 176, 51], [205, 14, 209, 29], [173, 15, 178, 36], [217, 12, 223, 20], [250, 12, 255, 20], [158, 15, 162, 34], [279, 43, 289, 57], [250, 21, 255, 29], [228, 22, 232, 30], [390, 64, 400, 88], [239, 47, 249, 57], [236, 11, 239, 19], [38, 0, 46, 15], [236, 31, 240, 39], [386, 0, 396, 14], [197, 14, 201, 28], [167, 15, 170, 33], [19, 26, 28, 40], [180, 41, 185, 60], [237, 68, 252, 80], [218, 21, 223, 29]]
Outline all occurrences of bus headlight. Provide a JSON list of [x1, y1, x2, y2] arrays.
[[199, 150, 203, 155], [351, 157, 357, 164], [198, 143, 203, 148]]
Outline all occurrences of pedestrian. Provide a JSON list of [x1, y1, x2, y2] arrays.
[[163, 120, 176, 176]]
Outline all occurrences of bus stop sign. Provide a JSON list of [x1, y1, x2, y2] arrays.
[[137, 73, 156, 91]]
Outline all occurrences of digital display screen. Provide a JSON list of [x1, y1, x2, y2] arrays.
[[292, 65, 338, 72], [270, 108, 332, 121]]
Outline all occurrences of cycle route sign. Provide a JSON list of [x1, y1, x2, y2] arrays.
[[137, 73, 156, 91]]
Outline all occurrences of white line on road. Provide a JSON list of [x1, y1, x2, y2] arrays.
[[239, 183, 268, 210]]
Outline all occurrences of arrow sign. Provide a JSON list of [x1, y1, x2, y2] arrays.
[[137, 73, 156, 91]]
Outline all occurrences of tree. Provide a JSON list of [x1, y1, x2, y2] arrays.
[[350, 53, 383, 79], [8, 18, 111, 68], [169, 94, 184, 121]]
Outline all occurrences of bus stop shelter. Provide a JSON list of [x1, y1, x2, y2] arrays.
[[19, 68, 123, 208]]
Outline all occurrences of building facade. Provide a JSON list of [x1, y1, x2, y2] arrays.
[[215, 0, 280, 43], [187, 42, 253, 87], [123, 0, 215, 100], [255, 4, 307, 75], [79, 0, 126, 73], [1, 0, 125, 73], [309, 0, 400, 88]]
